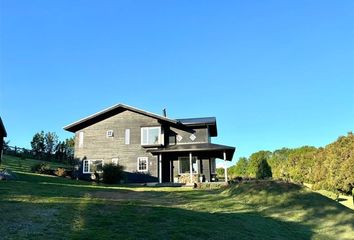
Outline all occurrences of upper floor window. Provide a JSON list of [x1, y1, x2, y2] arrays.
[[106, 130, 114, 138], [141, 126, 161, 146], [125, 129, 130, 144]]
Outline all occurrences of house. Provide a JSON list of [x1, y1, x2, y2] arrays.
[[0, 117, 7, 164], [64, 104, 235, 184]]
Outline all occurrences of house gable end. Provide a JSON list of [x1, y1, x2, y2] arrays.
[[64, 104, 178, 133]]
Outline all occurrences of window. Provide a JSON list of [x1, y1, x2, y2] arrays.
[[141, 127, 161, 145], [125, 129, 130, 144], [82, 159, 103, 173], [137, 157, 148, 172], [79, 131, 84, 148], [179, 157, 198, 174], [112, 158, 119, 165], [83, 159, 89, 173], [106, 130, 114, 137]]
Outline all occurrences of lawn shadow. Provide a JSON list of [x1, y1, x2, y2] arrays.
[[225, 181, 354, 239], [0, 197, 315, 240]]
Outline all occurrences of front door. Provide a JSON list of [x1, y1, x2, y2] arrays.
[[162, 159, 172, 182]]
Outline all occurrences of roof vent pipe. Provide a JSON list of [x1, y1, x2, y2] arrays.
[[162, 108, 167, 117]]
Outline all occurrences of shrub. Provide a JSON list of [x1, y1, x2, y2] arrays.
[[54, 168, 67, 177], [31, 163, 50, 174], [102, 163, 124, 184]]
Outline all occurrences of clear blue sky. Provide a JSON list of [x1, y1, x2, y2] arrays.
[[1, 0, 353, 166]]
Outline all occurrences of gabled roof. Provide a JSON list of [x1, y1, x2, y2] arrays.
[[0, 117, 7, 137], [64, 104, 178, 133], [177, 117, 217, 136]]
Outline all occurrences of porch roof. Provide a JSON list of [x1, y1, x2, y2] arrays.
[[148, 143, 235, 161]]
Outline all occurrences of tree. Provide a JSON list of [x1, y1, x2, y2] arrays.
[[268, 148, 292, 180], [233, 157, 249, 177], [256, 159, 272, 179], [55, 137, 74, 163], [44, 132, 59, 155], [31, 131, 45, 154], [216, 168, 225, 179], [247, 150, 272, 178]]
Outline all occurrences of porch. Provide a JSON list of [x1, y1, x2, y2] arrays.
[[149, 143, 235, 184]]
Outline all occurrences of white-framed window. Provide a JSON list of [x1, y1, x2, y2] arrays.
[[179, 156, 198, 174], [79, 131, 84, 148], [82, 159, 103, 173], [137, 157, 148, 172], [106, 130, 114, 138], [112, 158, 119, 165], [141, 126, 161, 146], [125, 129, 130, 144], [83, 159, 89, 173]]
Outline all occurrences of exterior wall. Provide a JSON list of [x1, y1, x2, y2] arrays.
[[169, 126, 209, 145], [73, 110, 160, 180]]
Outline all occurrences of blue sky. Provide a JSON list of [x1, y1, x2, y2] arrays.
[[1, 0, 353, 166]]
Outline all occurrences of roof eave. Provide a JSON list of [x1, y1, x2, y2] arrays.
[[63, 103, 178, 133]]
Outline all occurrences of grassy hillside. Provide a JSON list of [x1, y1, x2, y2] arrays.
[[0, 154, 71, 173], [0, 155, 353, 240]]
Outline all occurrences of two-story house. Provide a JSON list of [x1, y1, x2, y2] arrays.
[[64, 104, 235, 184]]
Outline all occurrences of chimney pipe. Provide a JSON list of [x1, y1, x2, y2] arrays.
[[163, 108, 167, 117]]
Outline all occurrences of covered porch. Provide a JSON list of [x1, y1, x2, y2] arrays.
[[149, 143, 235, 184]]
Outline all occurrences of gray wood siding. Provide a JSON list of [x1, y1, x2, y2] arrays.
[[169, 127, 209, 145], [74, 110, 160, 178]]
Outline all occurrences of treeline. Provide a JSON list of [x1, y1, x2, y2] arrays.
[[30, 131, 74, 163], [228, 132, 354, 194], [4, 131, 75, 164]]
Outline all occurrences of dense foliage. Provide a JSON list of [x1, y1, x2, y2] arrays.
[[31, 162, 50, 174], [30, 131, 74, 163], [228, 132, 354, 194], [102, 163, 125, 184]]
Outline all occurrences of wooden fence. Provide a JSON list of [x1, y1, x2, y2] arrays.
[[3, 145, 74, 164]]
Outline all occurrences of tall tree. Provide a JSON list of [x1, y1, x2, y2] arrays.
[[45, 132, 59, 155], [233, 157, 249, 177], [31, 131, 45, 154], [247, 150, 272, 178]]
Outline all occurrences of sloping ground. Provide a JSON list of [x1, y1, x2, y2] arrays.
[[0, 155, 353, 240], [0, 155, 70, 173], [223, 181, 354, 239]]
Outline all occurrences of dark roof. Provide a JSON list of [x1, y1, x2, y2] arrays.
[[177, 117, 217, 136], [64, 104, 178, 132], [0, 117, 7, 137], [149, 143, 235, 160]]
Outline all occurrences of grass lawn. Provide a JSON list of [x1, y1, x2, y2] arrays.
[[0, 155, 353, 240]]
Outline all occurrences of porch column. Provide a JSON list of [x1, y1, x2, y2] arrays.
[[224, 151, 228, 183], [189, 152, 193, 183], [170, 160, 173, 182], [159, 154, 162, 184]]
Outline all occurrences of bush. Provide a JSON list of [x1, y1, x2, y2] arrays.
[[102, 163, 124, 184], [54, 168, 67, 177], [31, 163, 50, 174]]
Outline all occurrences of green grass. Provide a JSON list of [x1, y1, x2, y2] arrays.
[[0, 155, 71, 173], [1, 155, 353, 240]]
